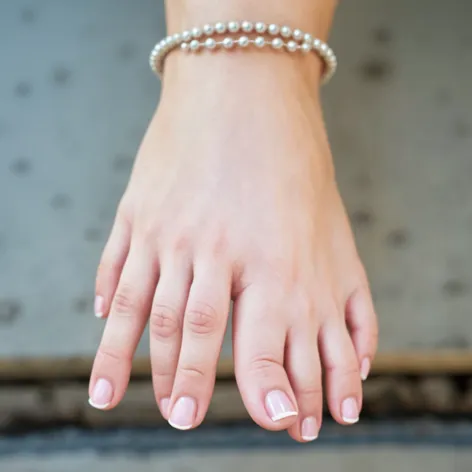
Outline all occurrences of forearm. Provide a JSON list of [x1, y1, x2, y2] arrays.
[[165, 0, 337, 41]]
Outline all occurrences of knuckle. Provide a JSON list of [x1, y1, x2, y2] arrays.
[[139, 223, 160, 247], [113, 284, 138, 316], [185, 302, 219, 336], [178, 364, 207, 380], [97, 344, 130, 364], [169, 231, 193, 254], [152, 370, 175, 383], [150, 303, 181, 340], [208, 229, 229, 258], [325, 363, 360, 378], [248, 354, 281, 379], [296, 385, 323, 400]]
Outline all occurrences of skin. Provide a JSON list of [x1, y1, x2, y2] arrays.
[[89, 0, 378, 442]]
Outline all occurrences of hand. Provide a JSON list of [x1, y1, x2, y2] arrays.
[[89, 52, 378, 442]]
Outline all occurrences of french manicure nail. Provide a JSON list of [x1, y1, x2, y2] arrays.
[[265, 390, 297, 422], [361, 358, 371, 381], [88, 378, 113, 409], [94, 296, 104, 318], [160, 397, 170, 418], [301, 416, 319, 441], [341, 397, 359, 424], [168, 397, 196, 430]]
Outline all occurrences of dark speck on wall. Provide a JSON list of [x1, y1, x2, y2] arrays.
[[10, 158, 31, 176], [360, 58, 393, 82], [443, 278, 468, 297], [73, 296, 91, 314], [15, 81, 32, 97], [355, 173, 372, 189], [20, 6, 36, 23], [373, 27, 392, 45], [436, 335, 469, 349], [113, 153, 134, 172], [436, 88, 452, 107], [386, 228, 409, 248], [50, 193, 72, 210], [0, 299, 22, 324], [118, 42, 136, 61], [52, 66, 72, 86], [453, 118, 470, 139], [84, 227, 101, 242], [351, 209, 374, 228]]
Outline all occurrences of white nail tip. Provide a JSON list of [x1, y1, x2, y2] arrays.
[[94, 312, 104, 318], [342, 416, 359, 424], [302, 435, 318, 441], [271, 411, 298, 422], [88, 398, 110, 409], [168, 420, 193, 430]]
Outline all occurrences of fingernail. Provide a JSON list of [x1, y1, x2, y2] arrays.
[[94, 296, 104, 318], [361, 358, 371, 381], [301, 416, 319, 441], [168, 397, 196, 430], [160, 397, 170, 418], [265, 390, 297, 421], [88, 378, 113, 409], [341, 397, 359, 424]]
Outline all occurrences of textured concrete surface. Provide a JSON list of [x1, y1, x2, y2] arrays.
[[0, 0, 471, 358], [3, 449, 472, 472]]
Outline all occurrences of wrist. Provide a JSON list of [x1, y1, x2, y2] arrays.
[[160, 52, 323, 113], [162, 44, 324, 95]]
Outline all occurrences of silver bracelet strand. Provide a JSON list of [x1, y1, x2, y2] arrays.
[[149, 21, 337, 85]]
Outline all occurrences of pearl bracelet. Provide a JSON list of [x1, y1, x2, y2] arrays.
[[149, 21, 337, 84]]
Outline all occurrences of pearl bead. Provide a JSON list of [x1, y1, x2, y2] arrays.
[[228, 21, 240, 33], [215, 22, 227, 34], [241, 21, 253, 33], [287, 40, 298, 52], [205, 38, 216, 49], [254, 36, 265, 48], [268, 24, 280, 35], [239, 36, 249, 47], [189, 39, 200, 50], [203, 24, 214, 35], [191, 27, 202, 38], [223, 37, 234, 49], [255, 22, 267, 33], [301, 42, 312, 53], [281, 26, 292, 38], [293, 29, 304, 41], [150, 24, 338, 84]]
